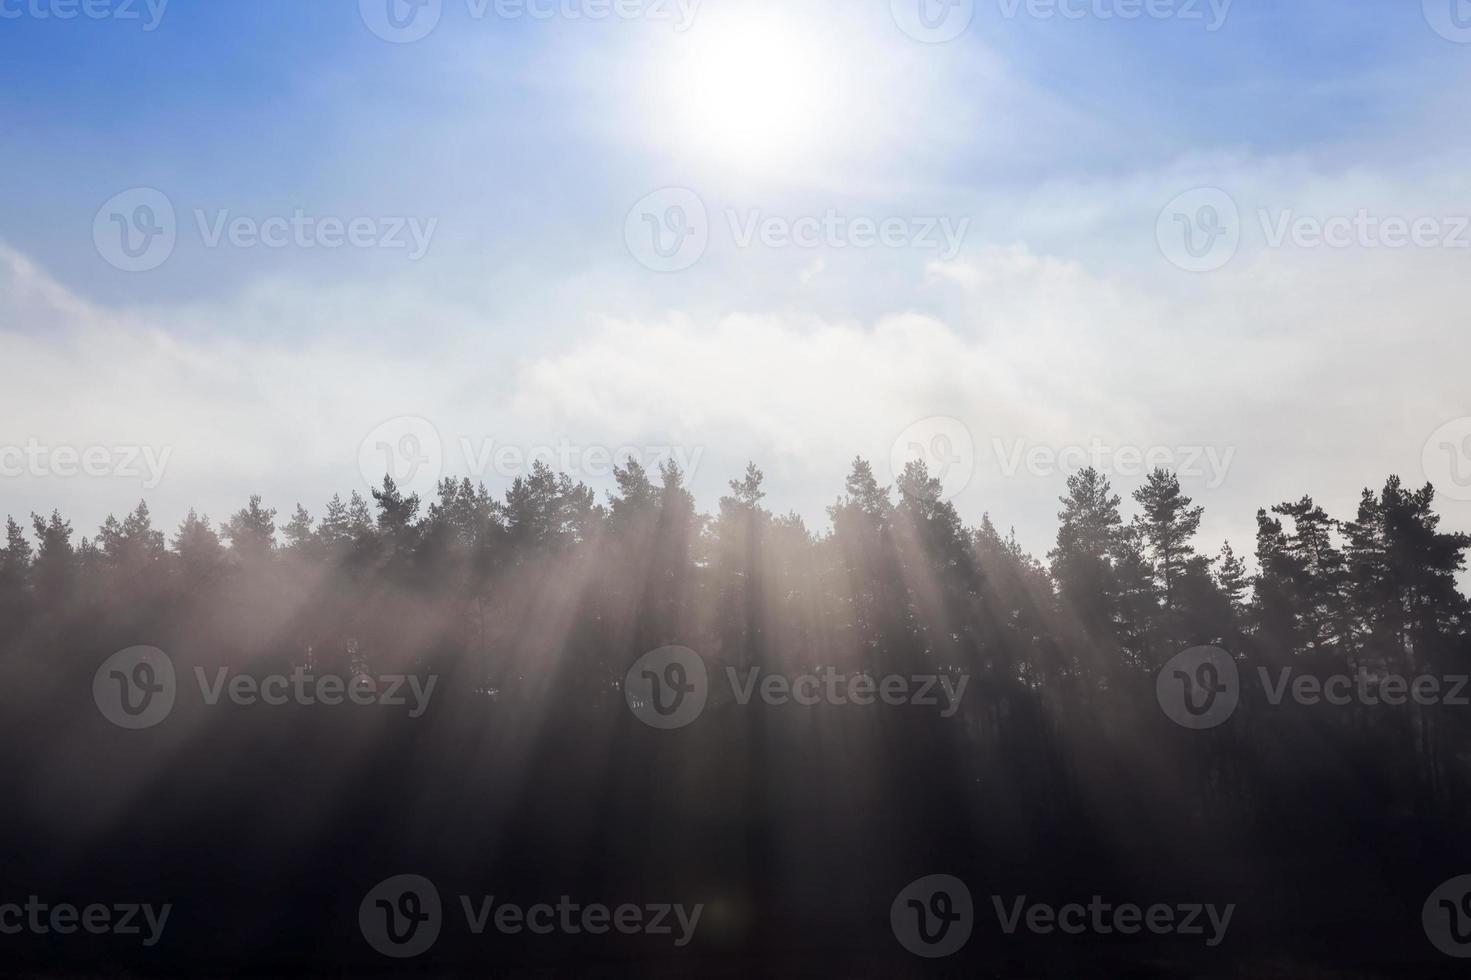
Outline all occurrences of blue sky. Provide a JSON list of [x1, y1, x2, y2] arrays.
[[3, 0, 1470, 559]]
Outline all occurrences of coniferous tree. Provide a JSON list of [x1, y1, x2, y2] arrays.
[[29, 510, 76, 609], [283, 504, 317, 557], [1215, 541, 1250, 615], [1271, 496, 1350, 660], [173, 509, 224, 582], [1050, 467, 1125, 651], [224, 495, 277, 565], [0, 515, 33, 625], [1131, 468, 1204, 614], [1344, 477, 1470, 673]]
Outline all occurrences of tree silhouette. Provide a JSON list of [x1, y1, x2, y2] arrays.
[[2, 460, 1470, 975]]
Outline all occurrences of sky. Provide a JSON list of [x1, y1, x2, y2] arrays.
[[2, 0, 1471, 562]]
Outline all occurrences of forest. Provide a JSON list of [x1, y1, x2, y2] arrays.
[[2, 458, 1469, 976]]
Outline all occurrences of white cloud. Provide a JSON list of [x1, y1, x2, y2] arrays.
[[3, 169, 1469, 563]]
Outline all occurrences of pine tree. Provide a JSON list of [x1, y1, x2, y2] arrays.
[[372, 476, 421, 548], [1131, 468, 1204, 612], [0, 515, 31, 584], [174, 509, 224, 578], [97, 501, 166, 570], [0, 516, 33, 617], [29, 510, 75, 607], [895, 459, 982, 668], [503, 461, 599, 554], [1215, 541, 1250, 613], [608, 457, 658, 531], [317, 494, 352, 556], [224, 495, 277, 564], [1344, 477, 1470, 673], [1049, 466, 1124, 638], [283, 504, 316, 555]]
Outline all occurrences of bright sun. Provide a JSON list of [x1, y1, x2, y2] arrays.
[[653, 8, 846, 175]]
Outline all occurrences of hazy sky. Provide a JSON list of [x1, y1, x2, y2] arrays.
[[3, 0, 1470, 560]]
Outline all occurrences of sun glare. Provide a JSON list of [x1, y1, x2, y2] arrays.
[[656, 9, 845, 174]]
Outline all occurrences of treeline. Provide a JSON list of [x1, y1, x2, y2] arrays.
[[3, 458, 1466, 690], [2, 458, 1470, 975]]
